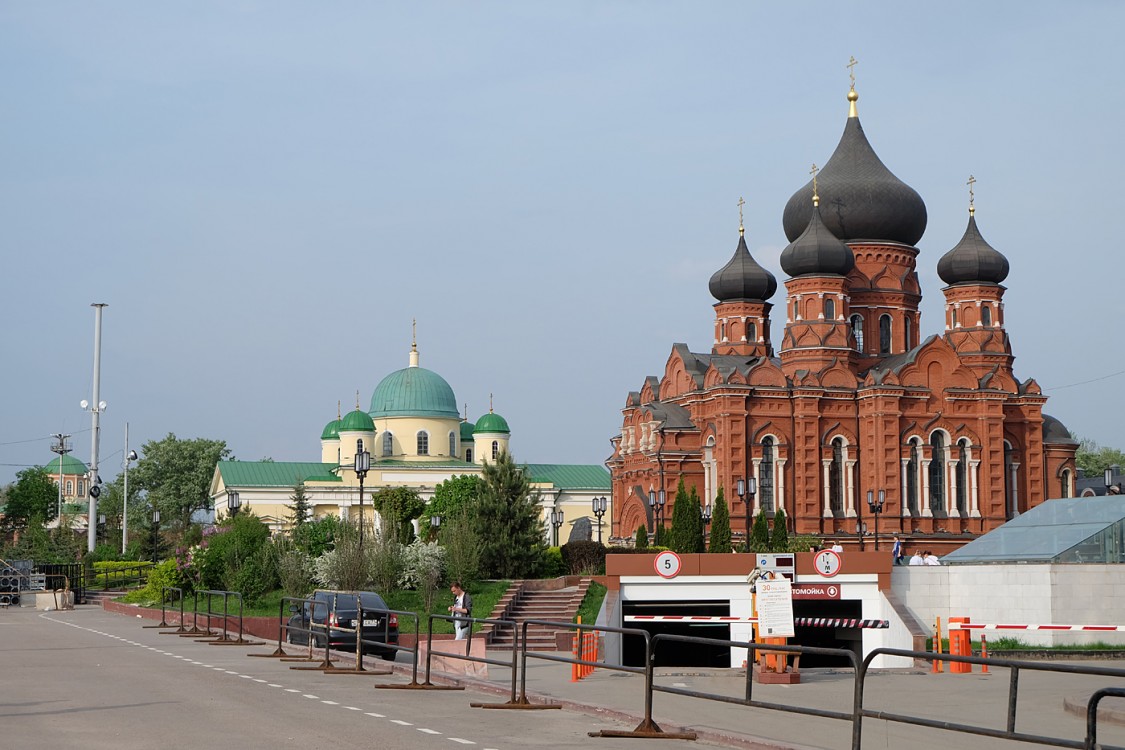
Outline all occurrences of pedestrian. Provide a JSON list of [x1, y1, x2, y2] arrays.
[[830, 540, 844, 553], [892, 536, 904, 565], [909, 549, 924, 566], [448, 581, 473, 640], [923, 550, 942, 566]]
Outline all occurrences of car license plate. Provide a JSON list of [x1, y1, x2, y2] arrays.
[[363, 619, 379, 627]]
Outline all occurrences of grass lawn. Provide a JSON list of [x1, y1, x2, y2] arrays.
[[576, 581, 607, 624]]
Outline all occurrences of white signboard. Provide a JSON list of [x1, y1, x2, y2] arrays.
[[756, 578, 795, 638], [654, 551, 682, 579]]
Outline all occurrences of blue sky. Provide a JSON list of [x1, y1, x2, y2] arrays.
[[2, 2, 1122, 485]]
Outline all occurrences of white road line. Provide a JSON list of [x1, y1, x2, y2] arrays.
[[322, 700, 339, 705], [303, 694, 319, 699], [239, 675, 253, 679], [253, 679, 266, 683], [268, 684, 282, 688], [391, 720, 413, 726], [365, 712, 385, 718], [224, 670, 239, 674], [285, 689, 300, 693], [417, 728, 441, 735], [448, 739, 476, 745], [344, 706, 361, 711]]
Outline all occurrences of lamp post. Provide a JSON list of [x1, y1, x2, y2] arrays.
[[856, 519, 868, 551], [354, 438, 371, 545], [430, 514, 442, 541], [228, 490, 241, 518], [647, 488, 667, 539], [1106, 468, 1116, 495], [592, 496, 608, 544], [867, 489, 886, 551], [702, 503, 713, 546], [122, 422, 137, 554], [150, 509, 160, 564], [736, 477, 757, 551], [50, 433, 72, 524], [551, 509, 564, 546]]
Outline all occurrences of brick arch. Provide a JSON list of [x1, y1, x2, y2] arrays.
[[619, 485, 651, 537]]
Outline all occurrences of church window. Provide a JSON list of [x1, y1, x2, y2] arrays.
[[850, 314, 864, 351], [824, 298, 835, 320], [879, 315, 892, 354], [492, 440, 500, 460], [907, 440, 920, 515], [1004, 441, 1017, 519], [382, 432, 394, 457], [955, 439, 969, 515], [760, 437, 775, 513], [981, 305, 992, 326], [1061, 469, 1072, 498], [449, 432, 456, 457], [720, 320, 726, 341], [417, 431, 429, 456], [66, 480, 73, 495], [829, 438, 845, 515], [746, 320, 756, 342], [929, 432, 946, 515], [951, 307, 958, 327], [904, 315, 913, 349], [465, 448, 473, 463]]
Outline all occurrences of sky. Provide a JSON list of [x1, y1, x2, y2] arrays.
[[2, 2, 1123, 486]]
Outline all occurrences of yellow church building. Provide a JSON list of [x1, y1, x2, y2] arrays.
[[209, 341, 611, 543]]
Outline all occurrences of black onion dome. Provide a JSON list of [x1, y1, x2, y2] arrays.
[[1042, 414, 1075, 445], [783, 117, 928, 246], [780, 203, 855, 277], [937, 213, 1009, 285], [709, 233, 778, 302]]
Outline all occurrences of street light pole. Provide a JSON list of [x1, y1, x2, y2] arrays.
[[701, 503, 713, 548], [151, 508, 160, 564], [354, 438, 371, 546], [122, 423, 137, 554], [736, 477, 757, 551], [50, 433, 72, 524], [867, 489, 885, 551], [551, 509, 564, 546], [430, 514, 442, 541], [591, 496, 607, 544], [86, 302, 108, 553], [228, 490, 241, 517]]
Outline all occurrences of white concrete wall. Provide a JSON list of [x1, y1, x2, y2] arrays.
[[893, 564, 1125, 646]]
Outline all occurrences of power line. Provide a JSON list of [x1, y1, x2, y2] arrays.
[[1047, 369, 1125, 391]]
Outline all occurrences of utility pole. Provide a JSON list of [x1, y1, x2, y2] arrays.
[[86, 303, 107, 553], [50, 433, 72, 523]]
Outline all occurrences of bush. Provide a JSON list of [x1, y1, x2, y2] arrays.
[[634, 525, 648, 549], [399, 540, 446, 612], [561, 541, 607, 575], [121, 559, 185, 606], [292, 515, 341, 557], [277, 546, 313, 599], [540, 546, 566, 578], [194, 514, 272, 593]]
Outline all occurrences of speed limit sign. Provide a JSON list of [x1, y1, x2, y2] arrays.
[[654, 551, 682, 579]]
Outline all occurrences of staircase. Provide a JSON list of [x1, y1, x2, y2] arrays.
[[484, 577, 593, 651]]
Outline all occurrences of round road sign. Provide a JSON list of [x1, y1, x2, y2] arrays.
[[813, 549, 842, 578], [654, 551, 682, 579]]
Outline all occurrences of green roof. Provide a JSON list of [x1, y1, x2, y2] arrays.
[[459, 420, 476, 441], [44, 455, 88, 476], [340, 409, 375, 432], [321, 418, 341, 440], [474, 412, 510, 435], [218, 461, 341, 487], [524, 464, 610, 491], [370, 366, 459, 418]]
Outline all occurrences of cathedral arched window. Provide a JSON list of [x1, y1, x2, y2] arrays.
[[879, 315, 892, 354], [382, 431, 394, 457], [829, 437, 845, 515], [448, 432, 456, 457], [1061, 469, 1072, 498], [491, 440, 500, 460], [905, 315, 914, 349], [465, 447, 473, 463], [955, 439, 969, 515], [850, 314, 864, 351], [417, 431, 429, 456], [981, 304, 992, 326], [760, 437, 776, 513], [720, 320, 726, 341], [824, 298, 835, 320], [77, 480, 84, 496], [66, 480, 73, 495], [929, 432, 946, 515], [746, 320, 756, 342], [951, 307, 959, 327], [906, 439, 920, 515]]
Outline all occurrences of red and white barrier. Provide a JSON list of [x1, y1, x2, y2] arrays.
[[625, 615, 889, 629], [947, 622, 1125, 632]]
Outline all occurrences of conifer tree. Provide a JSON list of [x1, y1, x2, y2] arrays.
[[709, 488, 732, 553], [635, 524, 649, 549], [770, 507, 789, 552], [750, 509, 771, 552], [470, 451, 545, 578], [288, 480, 311, 528]]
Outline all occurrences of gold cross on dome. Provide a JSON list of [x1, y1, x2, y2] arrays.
[[737, 196, 746, 235], [847, 56, 858, 89], [967, 174, 977, 214], [810, 163, 820, 204]]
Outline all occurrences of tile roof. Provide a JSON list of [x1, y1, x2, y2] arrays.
[[524, 464, 610, 490], [217, 461, 340, 487]]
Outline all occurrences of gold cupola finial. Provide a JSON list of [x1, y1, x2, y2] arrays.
[[409, 318, 420, 367], [337, 400, 342, 420], [489, 392, 494, 414], [847, 56, 859, 118], [967, 174, 977, 216], [810, 163, 820, 207], [737, 196, 746, 237]]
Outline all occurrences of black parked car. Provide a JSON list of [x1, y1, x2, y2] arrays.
[[286, 590, 399, 660]]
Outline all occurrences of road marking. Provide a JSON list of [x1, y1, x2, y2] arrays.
[[391, 720, 413, 726], [240, 675, 254, 679], [224, 670, 239, 674], [365, 712, 385, 718], [253, 679, 266, 683], [418, 728, 441, 735], [344, 706, 361, 711], [303, 694, 319, 699], [285, 689, 300, 693], [268, 684, 282, 688], [322, 700, 339, 705], [448, 739, 476, 745]]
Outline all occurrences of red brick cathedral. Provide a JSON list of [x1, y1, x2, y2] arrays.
[[608, 83, 1078, 553]]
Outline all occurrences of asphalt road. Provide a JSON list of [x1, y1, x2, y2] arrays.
[[0, 606, 702, 750]]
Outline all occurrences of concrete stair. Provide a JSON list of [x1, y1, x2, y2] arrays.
[[483, 577, 593, 651]]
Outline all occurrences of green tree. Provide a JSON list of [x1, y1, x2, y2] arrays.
[[750, 509, 770, 552], [422, 474, 482, 529], [129, 434, 231, 532], [709, 488, 732, 553], [288, 480, 311, 527], [471, 451, 545, 579], [634, 524, 649, 549], [440, 508, 481, 586], [770, 507, 789, 552], [671, 481, 704, 553], [292, 515, 341, 557], [370, 486, 425, 543], [1, 467, 59, 532], [653, 523, 669, 548], [1076, 438, 1125, 475]]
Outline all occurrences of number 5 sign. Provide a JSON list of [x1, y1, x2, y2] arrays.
[[654, 551, 682, 579]]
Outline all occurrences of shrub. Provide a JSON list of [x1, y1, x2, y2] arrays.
[[634, 525, 648, 549], [440, 508, 481, 586], [121, 558, 185, 606], [769, 508, 789, 552], [399, 540, 446, 612], [292, 515, 341, 556], [540, 546, 567, 578], [277, 546, 313, 599], [561, 541, 606, 575]]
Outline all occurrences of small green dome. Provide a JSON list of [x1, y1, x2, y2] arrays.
[[474, 412, 510, 435], [370, 366, 459, 418], [321, 418, 342, 440], [340, 408, 375, 433], [44, 455, 88, 476], [459, 420, 476, 442]]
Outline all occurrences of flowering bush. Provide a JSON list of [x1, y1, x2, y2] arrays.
[[399, 540, 446, 612]]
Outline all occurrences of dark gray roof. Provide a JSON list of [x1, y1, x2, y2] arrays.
[[709, 233, 777, 302], [780, 203, 855, 277], [937, 212, 1010, 285], [672, 344, 710, 388], [863, 336, 935, 383], [783, 116, 927, 246], [640, 401, 696, 430], [1042, 413, 1076, 445]]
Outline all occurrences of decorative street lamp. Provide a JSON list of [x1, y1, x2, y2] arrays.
[[591, 496, 608, 545], [647, 488, 667, 537], [736, 477, 757, 551], [228, 490, 241, 517], [856, 519, 868, 551], [150, 508, 161, 564], [1106, 468, 1116, 495], [701, 502, 713, 544], [430, 514, 442, 541], [551, 509, 564, 546], [867, 489, 886, 551], [354, 438, 371, 545]]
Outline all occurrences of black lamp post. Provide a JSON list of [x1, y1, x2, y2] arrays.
[[867, 489, 886, 551], [150, 508, 160, 564], [430, 514, 441, 541], [701, 502, 713, 545], [592, 496, 608, 544], [551, 509, 564, 546], [856, 519, 868, 551], [228, 490, 241, 518], [647, 488, 667, 537], [354, 438, 371, 545], [1106, 468, 1116, 495], [736, 477, 757, 551]]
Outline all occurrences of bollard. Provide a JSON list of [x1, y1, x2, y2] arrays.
[[932, 617, 944, 673], [981, 634, 990, 674]]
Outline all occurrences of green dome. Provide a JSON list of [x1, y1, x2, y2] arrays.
[[321, 418, 342, 440], [340, 409, 375, 432], [370, 366, 459, 418], [474, 412, 510, 435], [45, 455, 88, 476], [459, 420, 476, 442]]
